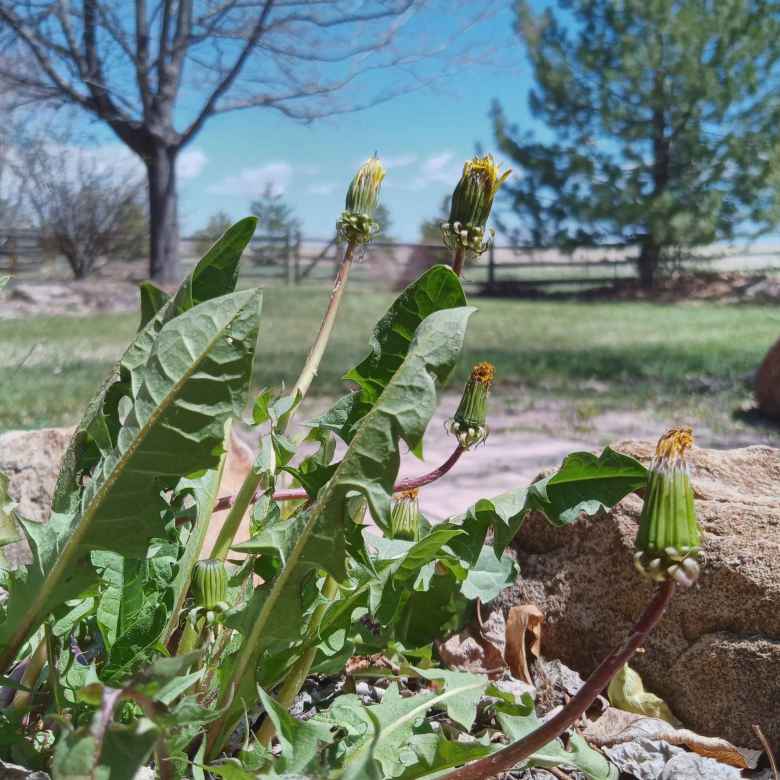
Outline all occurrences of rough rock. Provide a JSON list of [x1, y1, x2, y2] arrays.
[[755, 335, 780, 419], [498, 439, 780, 750], [0, 427, 74, 566]]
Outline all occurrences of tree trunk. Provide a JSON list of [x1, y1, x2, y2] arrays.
[[146, 144, 180, 284], [637, 236, 660, 291]]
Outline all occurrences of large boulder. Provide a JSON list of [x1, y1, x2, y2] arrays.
[[755, 335, 780, 419], [499, 440, 780, 750], [0, 428, 74, 567]]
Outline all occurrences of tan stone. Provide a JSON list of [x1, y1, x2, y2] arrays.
[[499, 440, 780, 750], [0, 427, 74, 566], [755, 336, 780, 419]]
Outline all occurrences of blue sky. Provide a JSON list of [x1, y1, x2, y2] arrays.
[[170, 4, 533, 241]]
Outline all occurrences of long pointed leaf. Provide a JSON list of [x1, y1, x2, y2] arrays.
[[0, 289, 261, 670], [53, 217, 257, 515], [314, 265, 466, 446]]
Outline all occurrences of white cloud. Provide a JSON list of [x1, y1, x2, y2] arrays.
[[384, 153, 418, 169], [179, 148, 207, 180], [307, 181, 338, 196], [207, 162, 292, 198], [391, 151, 460, 191]]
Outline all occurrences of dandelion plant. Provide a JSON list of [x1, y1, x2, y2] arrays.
[[0, 150, 696, 780]]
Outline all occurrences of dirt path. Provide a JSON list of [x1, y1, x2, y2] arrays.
[[230, 390, 748, 525]]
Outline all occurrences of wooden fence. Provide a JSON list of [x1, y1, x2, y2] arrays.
[[4, 227, 780, 293]]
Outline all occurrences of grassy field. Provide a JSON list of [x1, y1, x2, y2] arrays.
[[1, 288, 778, 437]]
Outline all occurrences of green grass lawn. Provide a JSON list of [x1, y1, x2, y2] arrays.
[[1, 287, 778, 433]]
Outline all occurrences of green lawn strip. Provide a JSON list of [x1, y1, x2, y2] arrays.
[[1, 292, 777, 431]]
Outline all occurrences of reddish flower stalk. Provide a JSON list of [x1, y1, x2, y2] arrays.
[[212, 445, 465, 512], [438, 580, 676, 780]]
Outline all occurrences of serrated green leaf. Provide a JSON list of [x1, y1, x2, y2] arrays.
[[258, 687, 334, 773], [53, 217, 257, 519], [339, 677, 488, 777], [455, 447, 647, 557], [173, 216, 258, 315], [138, 281, 171, 330], [92, 551, 124, 649], [0, 291, 261, 671], [529, 447, 647, 526], [252, 387, 273, 425], [210, 305, 474, 758], [282, 462, 339, 500], [201, 759, 257, 780], [314, 265, 467, 448], [459, 545, 515, 602], [52, 707, 159, 780], [397, 733, 494, 779], [414, 667, 489, 730]]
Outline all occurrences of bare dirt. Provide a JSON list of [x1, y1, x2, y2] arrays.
[[231, 392, 763, 526]]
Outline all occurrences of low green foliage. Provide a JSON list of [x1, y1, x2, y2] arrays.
[[0, 214, 652, 777]]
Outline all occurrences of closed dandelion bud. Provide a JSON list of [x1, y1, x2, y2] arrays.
[[634, 428, 702, 588], [337, 156, 385, 245], [390, 489, 421, 541], [447, 362, 495, 449], [193, 559, 228, 610], [441, 155, 510, 256]]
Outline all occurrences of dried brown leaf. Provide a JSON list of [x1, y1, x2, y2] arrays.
[[505, 604, 544, 684], [585, 708, 750, 769]]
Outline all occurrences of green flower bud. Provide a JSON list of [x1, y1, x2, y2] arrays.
[[337, 156, 386, 245], [634, 428, 702, 588], [441, 155, 510, 256], [193, 559, 228, 610], [389, 489, 421, 541], [447, 362, 495, 449]]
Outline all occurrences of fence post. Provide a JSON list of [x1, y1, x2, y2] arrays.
[[293, 230, 301, 284], [285, 230, 294, 285], [487, 242, 496, 293]]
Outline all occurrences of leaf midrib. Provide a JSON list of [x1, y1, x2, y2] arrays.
[[0, 295, 255, 668]]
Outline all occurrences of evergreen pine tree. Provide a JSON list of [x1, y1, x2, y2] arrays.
[[494, 0, 780, 289]]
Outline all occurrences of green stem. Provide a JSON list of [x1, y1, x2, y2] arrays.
[[11, 634, 46, 710], [209, 242, 355, 560], [452, 246, 466, 277], [255, 576, 339, 746], [44, 623, 65, 714], [204, 243, 356, 758], [167, 421, 232, 641], [176, 619, 204, 657], [289, 242, 356, 405], [209, 467, 263, 561]]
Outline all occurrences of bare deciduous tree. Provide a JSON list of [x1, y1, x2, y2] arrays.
[[20, 138, 147, 279], [0, 108, 31, 230], [0, 1, 493, 282]]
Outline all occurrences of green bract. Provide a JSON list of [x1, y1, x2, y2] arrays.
[[389, 489, 422, 541], [634, 428, 702, 587], [442, 154, 510, 256], [193, 559, 228, 610], [447, 361, 495, 449], [337, 156, 386, 244]]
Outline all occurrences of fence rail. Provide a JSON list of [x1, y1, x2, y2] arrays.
[[4, 227, 780, 293]]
